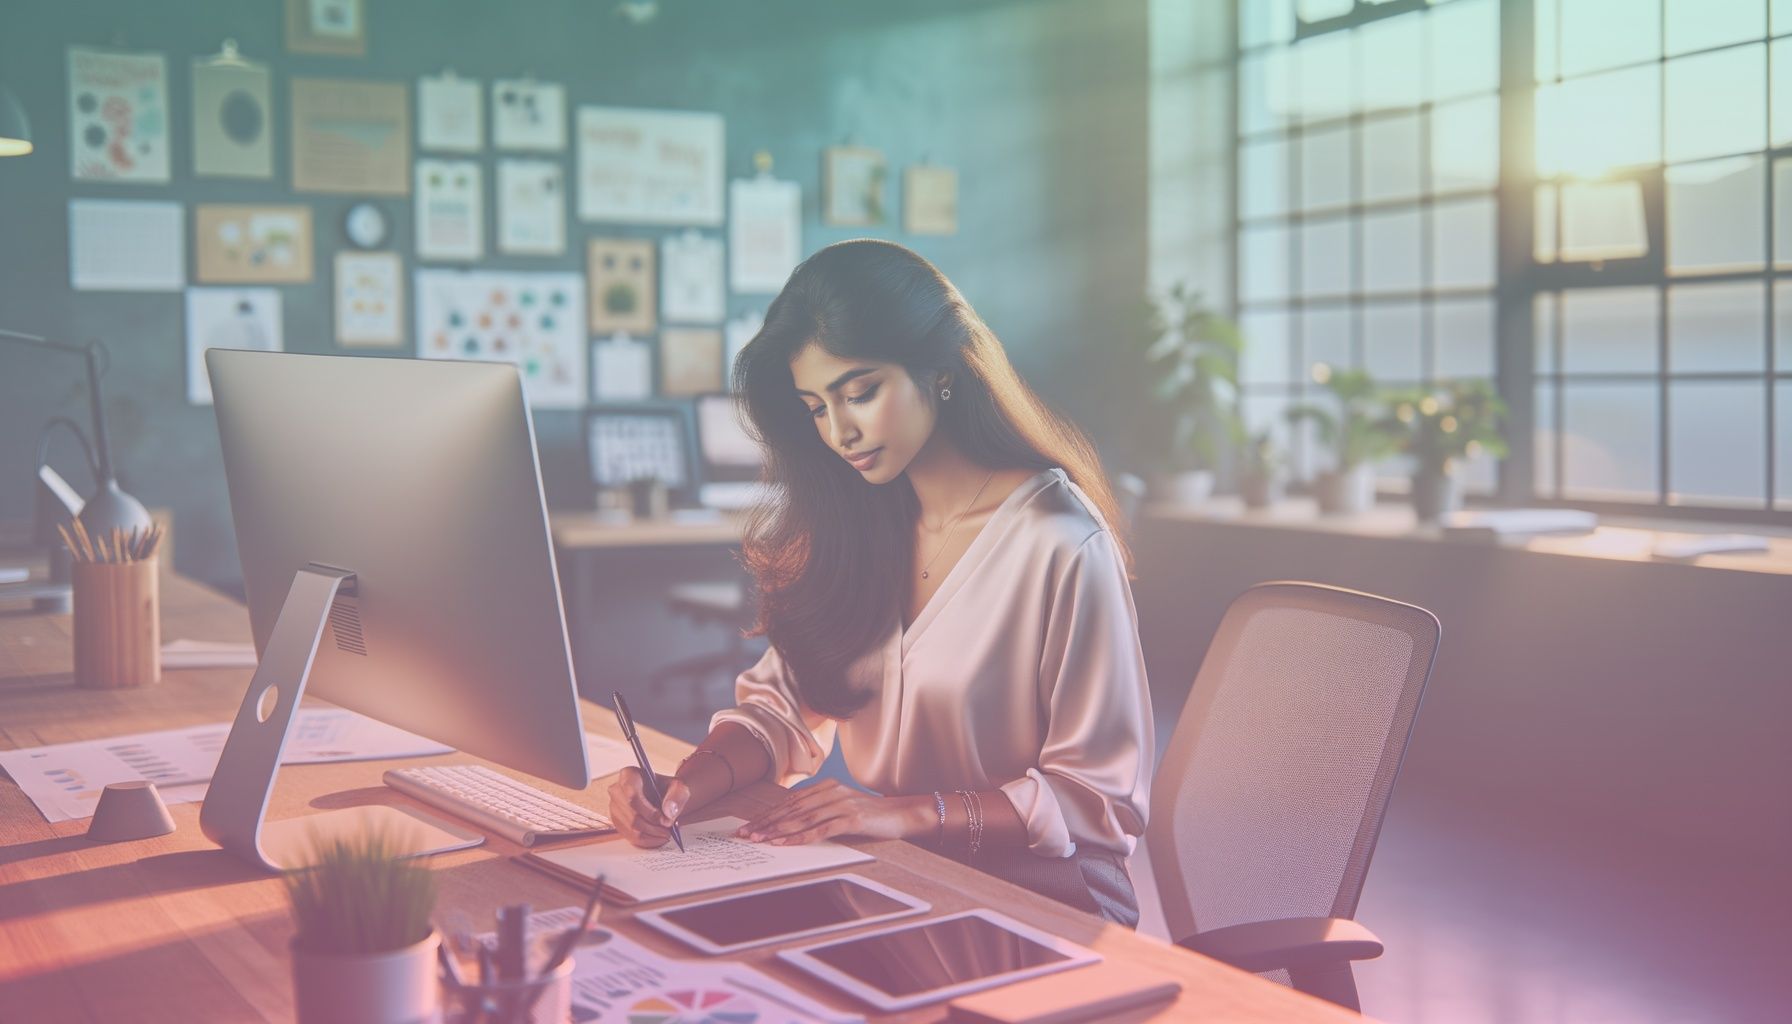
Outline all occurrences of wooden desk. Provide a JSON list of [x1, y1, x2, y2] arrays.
[[0, 575, 1357, 1023], [550, 510, 744, 551]]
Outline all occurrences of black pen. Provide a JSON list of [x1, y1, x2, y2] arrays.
[[612, 691, 684, 852]]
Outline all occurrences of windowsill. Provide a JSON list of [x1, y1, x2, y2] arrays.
[[1142, 497, 1792, 577]]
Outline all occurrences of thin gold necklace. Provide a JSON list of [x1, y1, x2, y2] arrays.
[[917, 469, 997, 580]]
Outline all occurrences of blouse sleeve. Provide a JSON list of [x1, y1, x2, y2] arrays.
[[709, 644, 836, 786], [997, 530, 1154, 859]]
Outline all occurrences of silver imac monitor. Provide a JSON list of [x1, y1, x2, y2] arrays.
[[200, 349, 588, 869]]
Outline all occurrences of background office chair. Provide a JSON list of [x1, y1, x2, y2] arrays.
[[1143, 581, 1439, 1012], [651, 578, 759, 715]]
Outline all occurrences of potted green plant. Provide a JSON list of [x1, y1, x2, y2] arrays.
[[285, 830, 440, 1024], [1385, 380, 1509, 522], [1236, 429, 1286, 508], [1286, 364, 1401, 516], [1131, 283, 1244, 504]]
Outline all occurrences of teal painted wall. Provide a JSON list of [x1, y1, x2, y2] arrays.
[[0, 0, 1149, 585]]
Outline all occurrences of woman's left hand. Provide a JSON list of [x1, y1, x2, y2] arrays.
[[735, 780, 930, 846]]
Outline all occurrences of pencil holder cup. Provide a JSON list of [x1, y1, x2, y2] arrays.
[[71, 556, 160, 689], [443, 954, 573, 1024]]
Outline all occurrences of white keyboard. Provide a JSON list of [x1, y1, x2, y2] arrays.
[[382, 764, 613, 846]]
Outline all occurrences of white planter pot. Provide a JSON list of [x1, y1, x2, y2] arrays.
[[1315, 464, 1376, 516], [1149, 470, 1215, 506], [292, 929, 440, 1024]]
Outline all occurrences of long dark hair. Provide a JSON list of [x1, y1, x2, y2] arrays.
[[733, 239, 1131, 718]]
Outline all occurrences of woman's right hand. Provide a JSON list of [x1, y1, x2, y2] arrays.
[[606, 767, 691, 848]]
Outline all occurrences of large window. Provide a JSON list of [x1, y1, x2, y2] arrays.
[[1532, 0, 1791, 512], [1236, 0, 1501, 490], [1234, 0, 1792, 518]]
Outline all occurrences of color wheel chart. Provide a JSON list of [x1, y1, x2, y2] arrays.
[[624, 988, 761, 1024]]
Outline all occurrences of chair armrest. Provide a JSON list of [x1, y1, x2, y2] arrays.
[[1175, 916, 1384, 974]]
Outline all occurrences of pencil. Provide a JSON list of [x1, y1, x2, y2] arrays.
[[56, 522, 80, 563], [71, 519, 95, 563]]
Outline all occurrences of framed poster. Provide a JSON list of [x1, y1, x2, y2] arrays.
[[588, 238, 656, 334], [285, 0, 367, 57], [904, 165, 958, 235], [68, 48, 170, 183], [291, 78, 409, 195], [823, 146, 887, 226], [576, 106, 724, 225], [192, 55, 272, 179], [334, 251, 403, 346], [195, 204, 314, 284]]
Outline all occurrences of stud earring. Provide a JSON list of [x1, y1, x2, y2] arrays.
[[939, 387, 952, 401]]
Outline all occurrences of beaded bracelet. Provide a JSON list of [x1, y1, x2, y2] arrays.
[[932, 790, 948, 850], [678, 747, 735, 792]]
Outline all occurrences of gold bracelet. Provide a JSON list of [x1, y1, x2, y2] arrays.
[[678, 747, 735, 793]]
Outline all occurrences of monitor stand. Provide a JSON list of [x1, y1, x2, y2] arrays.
[[199, 563, 484, 871]]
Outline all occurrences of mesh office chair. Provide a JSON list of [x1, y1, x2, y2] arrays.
[[1144, 581, 1439, 1012]]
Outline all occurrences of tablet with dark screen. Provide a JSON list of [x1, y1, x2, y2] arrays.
[[777, 909, 1100, 1012], [635, 874, 928, 954]]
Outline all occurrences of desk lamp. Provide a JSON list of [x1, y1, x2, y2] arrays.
[[2, 330, 154, 608], [0, 80, 30, 156]]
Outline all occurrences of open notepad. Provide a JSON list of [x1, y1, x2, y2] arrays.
[[521, 816, 874, 905]]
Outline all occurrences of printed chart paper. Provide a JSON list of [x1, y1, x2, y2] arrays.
[[192, 57, 273, 178], [497, 159, 565, 255], [592, 334, 653, 401], [68, 47, 170, 183], [576, 106, 724, 225], [291, 77, 409, 194], [195, 204, 313, 283], [415, 270, 586, 408], [334, 251, 403, 346], [587, 238, 656, 334], [0, 708, 448, 824], [415, 158, 483, 260], [417, 73, 481, 152], [723, 309, 764, 388], [186, 287, 283, 404], [492, 78, 566, 151], [729, 177, 801, 293], [481, 906, 863, 1024], [660, 230, 725, 323], [68, 199, 184, 291]]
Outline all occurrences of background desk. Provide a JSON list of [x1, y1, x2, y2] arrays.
[[550, 511, 751, 703], [0, 574, 1357, 1022]]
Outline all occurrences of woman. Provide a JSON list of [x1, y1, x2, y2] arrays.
[[607, 239, 1153, 925]]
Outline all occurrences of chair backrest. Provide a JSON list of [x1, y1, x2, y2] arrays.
[[1146, 581, 1439, 944]]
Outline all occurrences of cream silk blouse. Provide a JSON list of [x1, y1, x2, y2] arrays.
[[710, 468, 1154, 859]]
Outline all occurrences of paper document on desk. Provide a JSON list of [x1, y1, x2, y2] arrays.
[[0, 709, 451, 823], [522, 815, 874, 905], [478, 905, 862, 1024], [586, 732, 637, 781]]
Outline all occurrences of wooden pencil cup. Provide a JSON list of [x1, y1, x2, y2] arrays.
[[71, 557, 161, 688]]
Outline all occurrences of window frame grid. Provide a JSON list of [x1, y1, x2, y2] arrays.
[[1232, 0, 1792, 523]]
